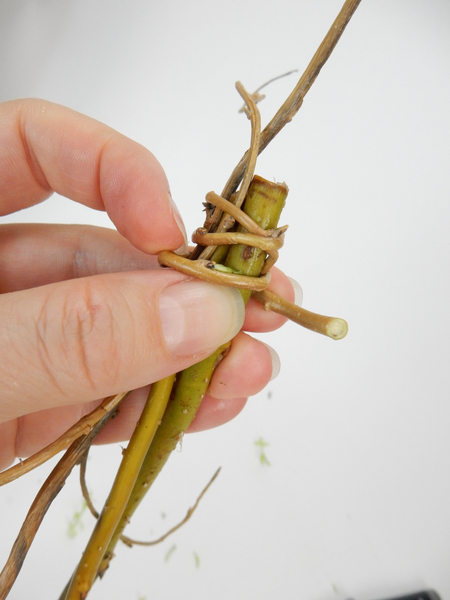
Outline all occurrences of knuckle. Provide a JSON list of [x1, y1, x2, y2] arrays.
[[36, 279, 124, 396]]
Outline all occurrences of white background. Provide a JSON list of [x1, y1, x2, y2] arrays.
[[1, 1, 450, 599]]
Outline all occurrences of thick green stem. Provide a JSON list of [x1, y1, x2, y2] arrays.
[[99, 176, 288, 577], [98, 344, 229, 574], [223, 176, 287, 304], [63, 376, 175, 599]]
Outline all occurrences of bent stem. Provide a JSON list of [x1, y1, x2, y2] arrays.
[[63, 376, 175, 600], [121, 467, 221, 547]]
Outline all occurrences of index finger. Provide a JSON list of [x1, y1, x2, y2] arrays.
[[0, 99, 186, 254]]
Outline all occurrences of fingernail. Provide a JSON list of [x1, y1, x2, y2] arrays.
[[261, 342, 281, 381], [167, 192, 189, 254], [287, 276, 303, 306], [159, 281, 245, 357]]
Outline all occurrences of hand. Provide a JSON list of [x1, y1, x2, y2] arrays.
[[0, 99, 296, 471]]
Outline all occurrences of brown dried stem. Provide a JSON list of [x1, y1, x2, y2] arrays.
[[0, 393, 129, 487], [0, 407, 118, 600]]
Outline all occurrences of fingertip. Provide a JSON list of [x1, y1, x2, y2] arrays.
[[207, 332, 273, 400], [0, 99, 187, 255], [287, 276, 303, 306], [260, 342, 281, 381], [187, 396, 247, 433], [99, 142, 187, 254]]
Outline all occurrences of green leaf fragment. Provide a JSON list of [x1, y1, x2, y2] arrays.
[[67, 500, 87, 538]]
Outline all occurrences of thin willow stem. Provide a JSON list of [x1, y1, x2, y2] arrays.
[[222, 0, 362, 201], [238, 69, 299, 113], [79, 449, 98, 520], [121, 467, 221, 547], [80, 462, 220, 549]]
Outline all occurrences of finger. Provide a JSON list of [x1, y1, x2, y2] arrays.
[[187, 333, 281, 434], [0, 333, 278, 466], [0, 99, 186, 253], [95, 335, 279, 438], [0, 384, 245, 469], [0, 270, 244, 423], [187, 396, 248, 433], [5, 399, 100, 462], [5, 387, 150, 461], [207, 332, 279, 399], [0, 224, 300, 334], [0, 223, 160, 293]]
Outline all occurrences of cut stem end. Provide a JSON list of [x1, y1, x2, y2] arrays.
[[252, 289, 348, 340], [325, 318, 348, 340]]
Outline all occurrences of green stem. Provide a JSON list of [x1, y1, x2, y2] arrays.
[[98, 176, 288, 578]]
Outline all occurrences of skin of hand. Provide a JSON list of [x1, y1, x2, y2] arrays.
[[0, 99, 295, 471]]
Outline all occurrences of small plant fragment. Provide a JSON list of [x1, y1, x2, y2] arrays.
[[255, 437, 271, 466], [164, 545, 177, 562], [238, 69, 299, 114], [67, 500, 87, 539], [193, 552, 200, 568]]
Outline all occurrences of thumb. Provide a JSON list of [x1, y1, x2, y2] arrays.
[[0, 270, 244, 423]]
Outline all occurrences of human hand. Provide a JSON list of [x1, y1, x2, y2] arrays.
[[0, 99, 297, 470]]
